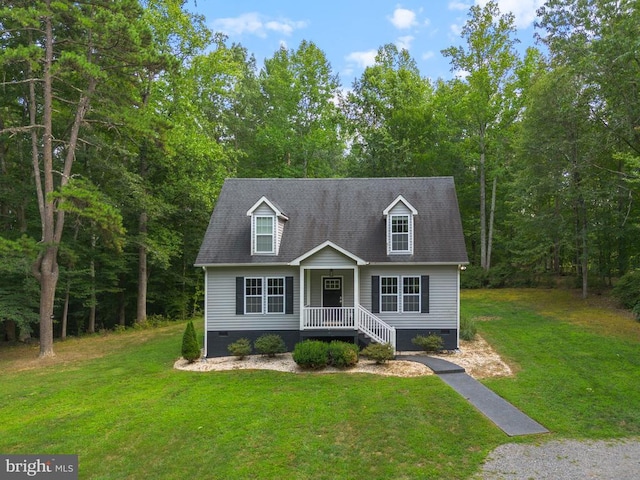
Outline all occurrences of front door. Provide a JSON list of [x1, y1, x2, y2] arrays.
[[322, 277, 342, 307]]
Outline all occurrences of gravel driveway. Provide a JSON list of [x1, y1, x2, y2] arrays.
[[474, 438, 640, 479]]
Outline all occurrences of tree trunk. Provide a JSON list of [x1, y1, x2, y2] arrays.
[[36, 6, 57, 358], [61, 283, 70, 340], [486, 176, 497, 271], [580, 201, 588, 299], [136, 211, 148, 323], [88, 233, 96, 333], [479, 150, 487, 270], [38, 247, 58, 357]]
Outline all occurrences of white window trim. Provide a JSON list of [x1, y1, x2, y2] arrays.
[[245, 276, 285, 315], [402, 276, 421, 313], [245, 277, 264, 314], [254, 215, 275, 254], [389, 214, 412, 254], [266, 277, 285, 314], [380, 276, 399, 313], [380, 275, 421, 313], [383, 195, 417, 256]]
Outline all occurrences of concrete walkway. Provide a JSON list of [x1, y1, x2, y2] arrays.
[[404, 355, 549, 437]]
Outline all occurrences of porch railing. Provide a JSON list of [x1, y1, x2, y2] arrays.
[[303, 307, 355, 329], [302, 305, 396, 350], [356, 305, 396, 349]]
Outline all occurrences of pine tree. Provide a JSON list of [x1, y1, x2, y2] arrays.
[[181, 321, 200, 363]]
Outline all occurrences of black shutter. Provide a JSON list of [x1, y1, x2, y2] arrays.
[[421, 275, 430, 313], [236, 277, 244, 315], [371, 275, 380, 313], [285, 276, 294, 314]]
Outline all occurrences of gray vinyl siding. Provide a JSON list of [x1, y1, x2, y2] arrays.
[[360, 265, 459, 329], [300, 247, 356, 268], [205, 266, 299, 331]]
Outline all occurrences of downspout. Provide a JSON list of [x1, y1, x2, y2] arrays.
[[202, 266, 208, 358]]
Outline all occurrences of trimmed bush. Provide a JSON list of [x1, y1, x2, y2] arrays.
[[412, 334, 444, 352], [181, 320, 200, 363], [328, 341, 359, 367], [360, 342, 394, 364], [228, 338, 252, 359], [292, 340, 329, 369], [460, 314, 477, 341], [254, 334, 286, 357]]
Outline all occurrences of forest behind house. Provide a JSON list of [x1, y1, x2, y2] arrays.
[[1, 0, 639, 357]]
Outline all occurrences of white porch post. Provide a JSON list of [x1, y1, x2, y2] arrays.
[[299, 266, 305, 330], [353, 266, 360, 328]]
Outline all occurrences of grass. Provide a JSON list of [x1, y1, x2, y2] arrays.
[[463, 289, 640, 438], [1, 323, 501, 480], [1, 289, 639, 479]]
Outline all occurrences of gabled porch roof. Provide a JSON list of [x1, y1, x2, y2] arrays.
[[288, 240, 369, 266]]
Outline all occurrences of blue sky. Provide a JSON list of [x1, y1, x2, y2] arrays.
[[191, 1, 545, 86]]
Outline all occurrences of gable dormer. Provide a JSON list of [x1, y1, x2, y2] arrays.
[[246, 196, 288, 255], [383, 195, 418, 255]]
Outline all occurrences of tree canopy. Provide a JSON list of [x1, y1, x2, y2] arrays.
[[1, 0, 639, 354]]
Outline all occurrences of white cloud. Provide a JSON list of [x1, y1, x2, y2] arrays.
[[345, 50, 378, 69], [450, 23, 463, 37], [212, 12, 307, 38], [422, 51, 435, 61], [395, 35, 414, 51], [388, 7, 418, 29], [448, 1, 472, 11], [475, 0, 545, 29]]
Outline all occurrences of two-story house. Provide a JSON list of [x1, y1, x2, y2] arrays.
[[195, 177, 468, 357]]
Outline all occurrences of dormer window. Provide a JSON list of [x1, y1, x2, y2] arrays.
[[247, 196, 288, 256], [383, 195, 417, 255], [255, 216, 275, 253], [391, 215, 410, 252]]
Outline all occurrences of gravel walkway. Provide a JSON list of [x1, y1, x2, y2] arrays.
[[474, 438, 640, 479]]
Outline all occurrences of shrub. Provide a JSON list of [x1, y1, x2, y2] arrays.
[[228, 338, 252, 359], [292, 340, 329, 369], [412, 334, 444, 352], [460, 265, 486, 289], [328, 341, 359, 367], [460, 314, 477, 341], [254, 334, 287, 357], [612, 269, 640, 319], [181, 320, 200, 363], [360, 342, 395, 364]]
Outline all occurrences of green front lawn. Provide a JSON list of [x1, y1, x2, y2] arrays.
[[1, 289, 638, 479]]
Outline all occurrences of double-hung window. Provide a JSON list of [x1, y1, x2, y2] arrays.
[[381, 277, 398, 312], [402, 276, 420, 312], [390, 215, 410, 253], [245, 277, 285, 314], [267, 278, 285, 313], [245, 278, 263, 313], [380, 276, 420, 312], [255, 216, 275, 253]]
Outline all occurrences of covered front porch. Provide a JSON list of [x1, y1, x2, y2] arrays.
[[290, 242, 396, 348]]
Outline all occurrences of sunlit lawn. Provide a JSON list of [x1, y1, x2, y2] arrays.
[[1, 288, 639, 479]]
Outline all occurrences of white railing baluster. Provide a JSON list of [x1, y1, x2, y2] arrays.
[[301, 305, 396, 352], [355, 305, 396, 351]]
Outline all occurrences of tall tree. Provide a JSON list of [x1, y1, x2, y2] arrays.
[[0, 1, 155, 356], [442, 1, 520, 271], [240, 41, 344, 178], [344, 44, 435, 177], [537, 0, 640, 276]]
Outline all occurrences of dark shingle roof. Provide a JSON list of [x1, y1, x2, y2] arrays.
[[195, 177, 468, 265]]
